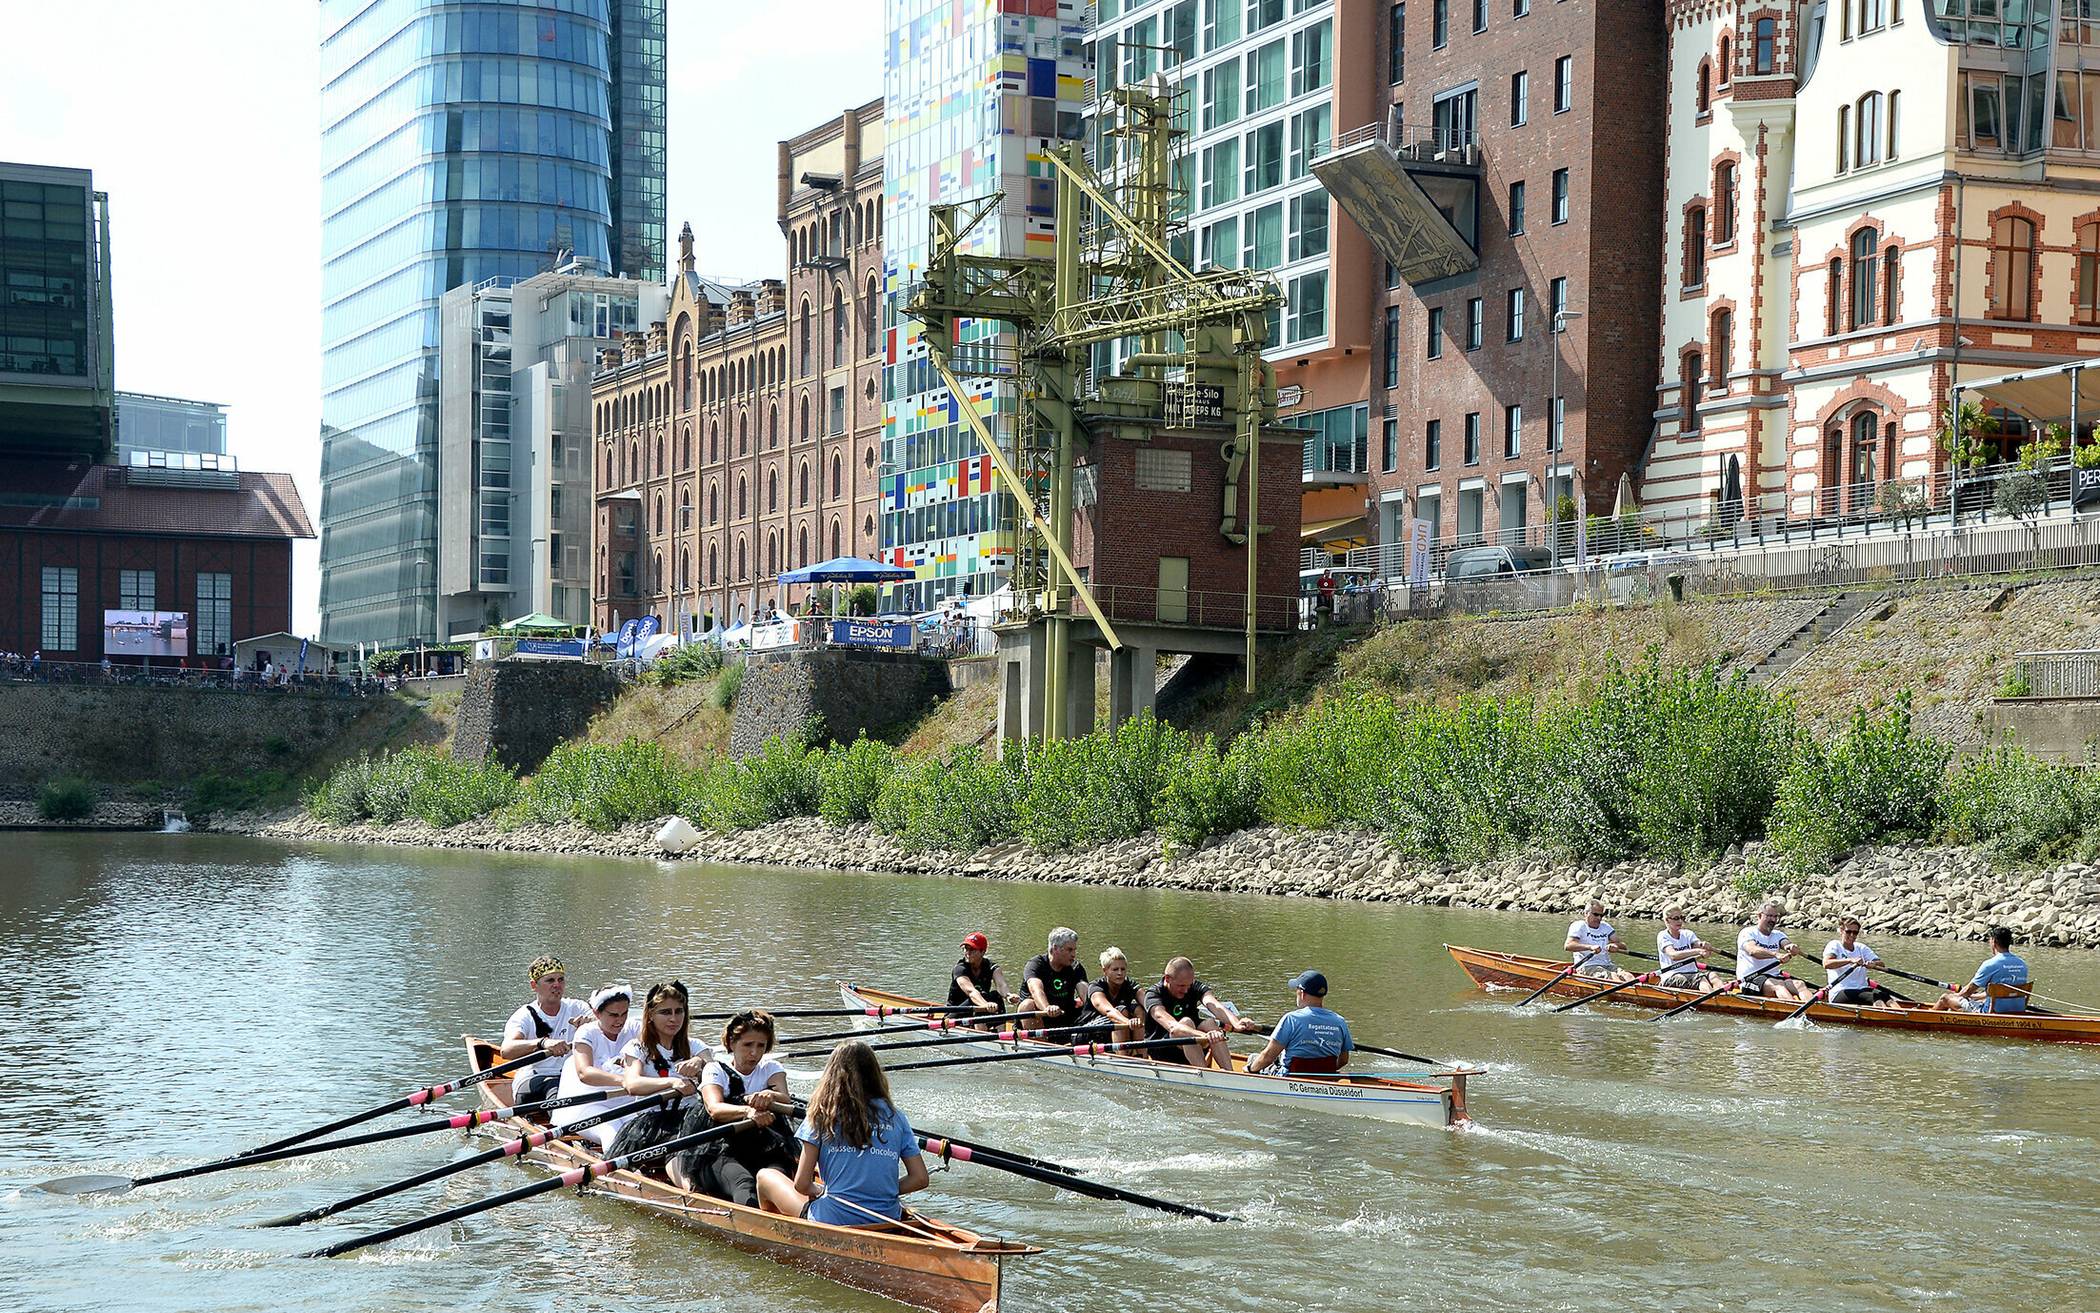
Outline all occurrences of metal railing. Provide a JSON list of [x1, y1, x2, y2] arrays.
[[2011, 650, 2100, 698], [1046, 585, 1300, 632], [0, 658, 378, 696], [1315, 120, 1481, 167]]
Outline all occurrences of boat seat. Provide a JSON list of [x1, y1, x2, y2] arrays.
[[1986, 980, 2034, 1002]]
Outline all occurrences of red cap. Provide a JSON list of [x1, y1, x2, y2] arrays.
[[961, 932, 989, 951]]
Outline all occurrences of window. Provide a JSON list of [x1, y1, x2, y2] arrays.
[[1465, 297, 1484, 350], [1205, 0, 1242, 51], [1697, 62, 1712, 115], [197, 572, 231, 656], [1384, 306, 1402, 387], [1686, 205, 1708, 286], [1553, 56, 1573, 112], [1287, 271, 1327, 342], [1682, 354, 1704, 431], [797, 300, 811, 374], [1887, 89, 1901, 159], [1850, 229, 1879, 329], [2079, 223, 2100, 326], [1201, 215, 1241, 269], [1473, 0, 1487, 33], [1509, 179, 1527, 234], [1511, 70, 1529, 126], [1389, 2, 1405, 82], [829, 386, 847, 436], [1717, 36, 1731, 84], [1463, 411, 1481, 464], [1288, 104, 1331, 178], [1248, 0, 1284, 31], [1427, 306, 1445, 358], [40, 566, 77, 651], [1382, 418, 1398, 472], [1246, 39, 1285, 113], [1711, 309, 1734, 385], [1549, 276, 1568, 322], [1289, 20, 1331, 96], [1714, 162, 1737, 243], [1432, 0, 1448, 48], [1242, 202, 1282, 268], [1514, 0, 1528, 15], [1288, 190, 1329, 259], [1504, 404, 1523, 458], [1245, 121, 1284, 194], [1754, 18, 1776, 74], [1992, 215, 2036, 320], [1883, 245, 1901, 326], [1506, 287, 1526, 341], [1552, 168, 1570, 223], [1856, 92, 1884, 167], [1202, 138, 1241, 207], [118, 569, 155, 612], [1426, 419, 1443, 470], [1202, 58, 1242, 130], [1826, 258, 1844, 335], [1549, 394, 1565, 451]]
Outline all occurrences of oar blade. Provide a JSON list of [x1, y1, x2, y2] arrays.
[[36, 1173, 135, 1197]]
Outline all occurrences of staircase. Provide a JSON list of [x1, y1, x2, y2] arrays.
[[1745, 591, 1883, 685]]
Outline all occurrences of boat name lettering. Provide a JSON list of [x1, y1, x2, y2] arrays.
[[1288, 1081, 1363, 1097]]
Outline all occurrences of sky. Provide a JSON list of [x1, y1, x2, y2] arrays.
[[3, 0, 883, 637]]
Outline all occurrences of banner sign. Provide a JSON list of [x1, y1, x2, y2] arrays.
[[829, 619, 915, 650], [614, 618, 641, 658], [751, 618, 802, 651], [2076, 466, 2100, 509], [515, 638, 586, 659], [1408, 518, 1433, 588]]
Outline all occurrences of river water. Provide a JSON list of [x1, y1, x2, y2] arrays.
[[3, 833, 2096, 1313]]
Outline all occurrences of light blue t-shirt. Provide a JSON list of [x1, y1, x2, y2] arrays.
[[1270, 1005, 1353, 1073], [798, 1098, 921, 1227], [1971, 952, 2030, 1013]]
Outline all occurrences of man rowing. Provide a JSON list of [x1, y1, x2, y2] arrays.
[[1019, 927, 1089, 1032], [1144, 957, 1258, 1068], [1736, 901, 1816, 1002], [1081, 947, 1145, 1043], [1565, 900, 1632, 981], [1245, 970, 1352, 1076], [499, 954, 592, 1104], [948, 932, 1017, 1015], [1823, 914, 1897, 1008], [1934, 926, 2031, 1013], [1654, 906, 1728, 994]]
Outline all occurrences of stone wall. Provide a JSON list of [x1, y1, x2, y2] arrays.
[[730, 649, 952, 757], [1987, 697, 2100, 762], [452, 660, 623, 773], [0, 684, 373, 787]]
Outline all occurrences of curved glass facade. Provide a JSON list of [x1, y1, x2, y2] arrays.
[[318, 0, 664, 647]]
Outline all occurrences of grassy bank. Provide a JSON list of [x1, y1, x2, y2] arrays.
[[305, 660, 2100, 874]]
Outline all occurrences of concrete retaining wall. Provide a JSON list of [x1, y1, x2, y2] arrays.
[[0, 684, 373, 787], [452, 660, 623, 773], [1989, 697, 2100, 761], [730, 649, 951, 757]]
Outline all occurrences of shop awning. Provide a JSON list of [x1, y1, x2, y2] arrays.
[[1959, 357, 2100, 422], [1302, 515, 1370, 548]]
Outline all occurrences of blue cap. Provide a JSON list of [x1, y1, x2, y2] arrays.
[[1286, 970, 1328, 996]]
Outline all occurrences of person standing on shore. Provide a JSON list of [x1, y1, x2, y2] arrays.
[[498, 955, 590, 1105]]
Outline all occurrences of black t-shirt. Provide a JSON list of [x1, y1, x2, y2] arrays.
[[1087, 976, 1141, 1017], [1143, 980, 1211, 1040], [948, 956, 1000, 1007], [1023, 953, 1089, 1017]]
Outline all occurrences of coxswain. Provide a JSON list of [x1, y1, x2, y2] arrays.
[[1565, 900, 1632, 981], [1654, 906, 1729, 994], [1018, 927, 1089, 1032], [551, 984, 638, 1142], [1934, 926, 2032, 1013], [948, 932, 1017, 1015], [755, 1040, 930, 1226], [1736, 901, 1816, 1002], [1143, 957, 1258, 1068], [1823, 915, 1897, 1007], [1245, 970, 1352, 1076], [499, 954, 592, 1104], [1081, 947, 1145, 1043], [667, 1009, 796, 1203], [604, 980, 702, 1157]]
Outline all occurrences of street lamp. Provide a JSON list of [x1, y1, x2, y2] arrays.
[[1548, 308, 1584, 568]]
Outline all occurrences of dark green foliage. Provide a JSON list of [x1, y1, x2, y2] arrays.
[[649, 643, 723, 687], [1938, 746, 2100, 866], [305, 749, 517, 829], [818, 736, 897, 824], [520, 739, 683, 830], [1771, 696, 1952, 870], [35, 776, 95, 821]]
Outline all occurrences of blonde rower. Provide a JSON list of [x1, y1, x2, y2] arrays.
[[1081, 947, 1144, 1043], [1654, 907, 1728, 995]]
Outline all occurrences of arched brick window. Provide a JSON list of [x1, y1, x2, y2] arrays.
[[1991, 215, 2036, 321]]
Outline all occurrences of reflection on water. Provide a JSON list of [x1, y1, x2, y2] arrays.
[[1, 832, 2097, 1313]]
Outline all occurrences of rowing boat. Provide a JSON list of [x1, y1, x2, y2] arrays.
[[1446, 945, 2100, 1044], [462, 1038, 1037, 1313], [839, 985, 1474, 1128]]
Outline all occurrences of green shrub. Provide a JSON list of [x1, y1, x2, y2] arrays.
[[304, 749, 515, 829], [306, 755, 376, 825], [1007, 712, 1191, 849], [262, 734, 294, 759], [521, 739, 684, 830], [1770, 697, 1950, 870], [1252, 687, 1405, 829], [650, 643, 723, 687], [872, 747, 1018, 852], [190, 770, 293, 818], [710, 661, 746, 710], [1603, 663, 1797, 866], [1157, 733, 1262, 850], [818, 736, 899, 824], [1938, 746, 2100, 866], [35, 776, 95, 822], [694, 737, 822, 832], [1732, 859, 1795, 904]]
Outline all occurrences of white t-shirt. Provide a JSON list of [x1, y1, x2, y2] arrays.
[[552, 1019, 640, 1128], [505, 997, 594, 1084], [1824, 939, 1878, 995], [1656, 928, 1703, 976], [702, 1057, 786, 1106], [1567, 919, 1616, 970], [1736, 926, 1793, 981]]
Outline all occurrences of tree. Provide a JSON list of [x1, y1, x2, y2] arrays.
[[1995, 430, 2062, 559], [1940, 399, 1991, 471]]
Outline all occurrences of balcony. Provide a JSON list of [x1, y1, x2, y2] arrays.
[[1311, 122, 1481, 286]]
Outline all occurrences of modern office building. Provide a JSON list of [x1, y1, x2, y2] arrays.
[[437, 267, 665, 636], [0, 162, 114, 460], [317, 0, 668, 649], [1085, 0, 1382, 557], [879, 0, 1091, 615], [114, 392, 227, 462]]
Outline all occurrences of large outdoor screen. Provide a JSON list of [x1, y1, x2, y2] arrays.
[[103, 610, 190, 658]]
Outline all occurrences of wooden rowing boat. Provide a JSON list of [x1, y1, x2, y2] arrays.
[[839, 985, 1473, 1128], [462, 1038, 1037, 1313], [1445, 945, 2100, 1044]]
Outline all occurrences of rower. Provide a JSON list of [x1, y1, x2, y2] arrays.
[[499, 954, 592, 1105], [1934, 926, 2031, 1013], [1565, 900, 1632, 982], [949, 932, 1017, 1015], [668, 1009, 796, 1203], [1736, 901, 1816, 1002], [1655, 906, 1728, 995], [604, 980, 702, 1158], [1081, 947, 1145, 1043], [1823, 915, 1896, 1008], [552, 984, 639, 1141], [1018, 927, 1089, 1032], [1143, 957, 1258, 1069], [755, 1040, 930, 1227], [1245, 971, 1352, 1076]]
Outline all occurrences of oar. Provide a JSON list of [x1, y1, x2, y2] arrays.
[[34, 1090, 618, 1197], [1233, 1020, 1460, 1070], [304, 1120, 741, 1259], [884, 1036, 1201, 1072], [242, 1049, 550, 1158], [776, 1011, 1034, 1046], [772, 1095, 1083, 1178], [1514, 948, 1607, 1008], [777, 1026, 1065, 1062], [1549, 968, 1682, 1014], [693, 1003, 971, 1022], [258, 1090, 676, 1228], [918, 1132, 1234, 1222], [1650, 958, 1789, 1022], [1869, 963, 1957, 992]]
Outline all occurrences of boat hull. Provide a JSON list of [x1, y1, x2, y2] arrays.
[[465, 1039, 1030, 1313], [1445, 945, 2100, 1044], [839, 985, 1469, 1128]]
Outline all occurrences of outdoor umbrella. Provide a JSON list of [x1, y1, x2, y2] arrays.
[[775, 555, 913, 585]]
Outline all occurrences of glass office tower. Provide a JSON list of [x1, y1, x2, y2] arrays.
[[318, 0, 666, 648]]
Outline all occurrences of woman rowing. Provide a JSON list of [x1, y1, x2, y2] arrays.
[[949, 932, 1017, 1016], [666, 1009, 797, 1204], [755, 1040, 930, 1227], [550, 984, 639, 1142], [1654, 906, 1728, 995], [1823, 915, 1897, 1008], [1736, 901, 1816, 1002], [603, 980, 703, 1157], [499, 955, 591, 1105], [1081, 947, 1145, 1043]]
